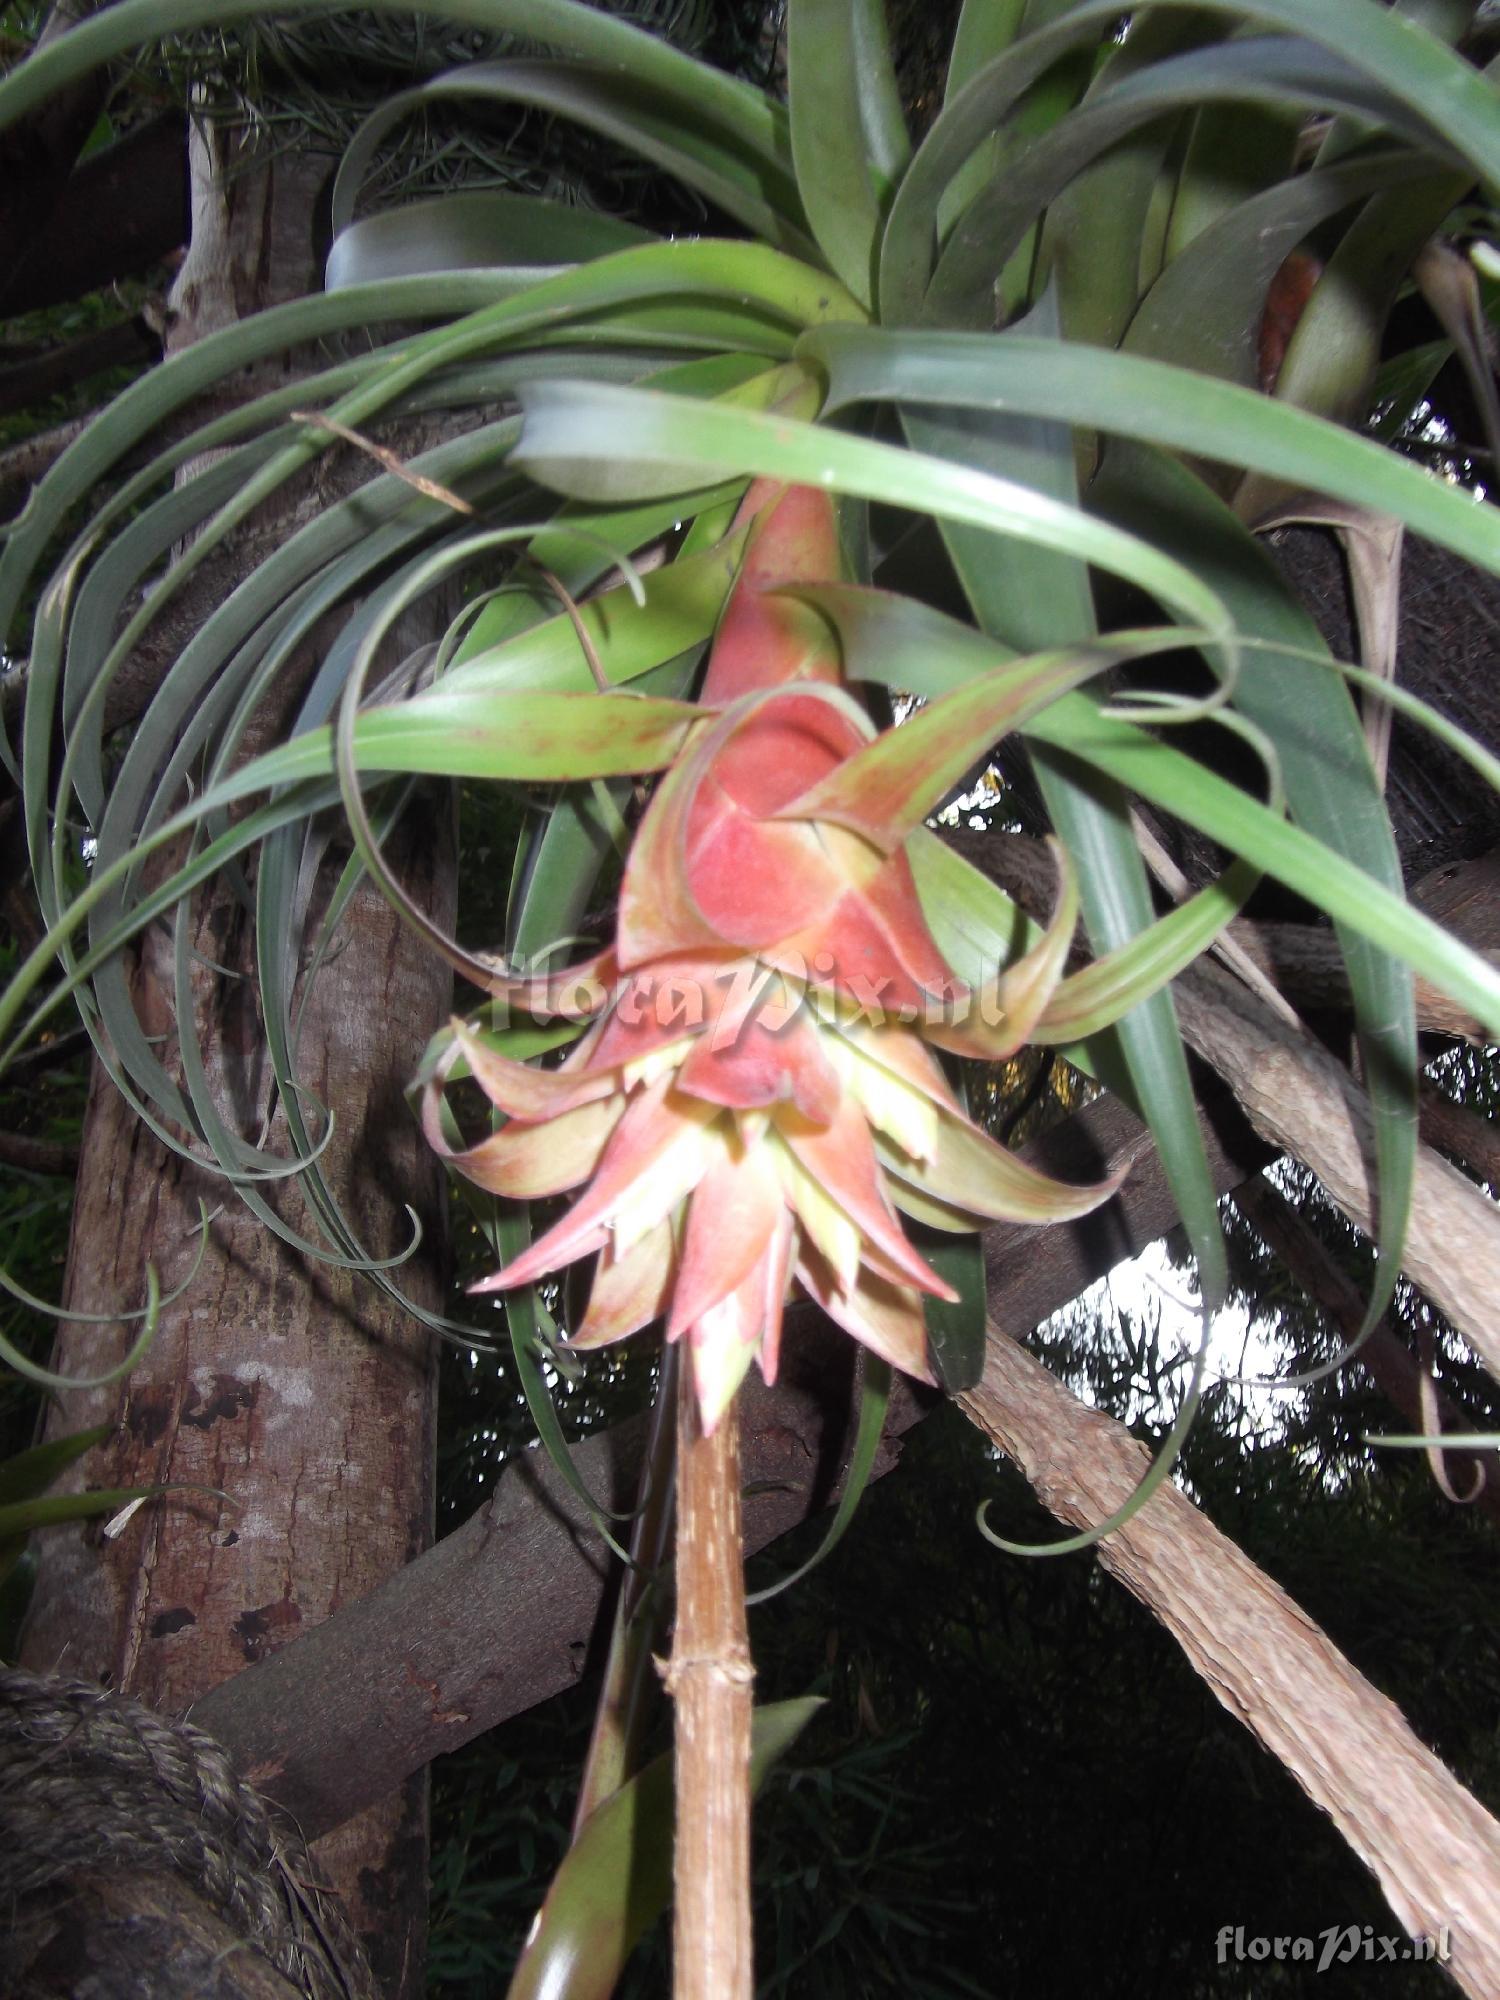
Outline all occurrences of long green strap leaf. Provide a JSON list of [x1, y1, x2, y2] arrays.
[[506, 1698, 822, 2000], [788, 0, 893, 305], [1094, 441, 1416, 1331], [0, 0, 793, 189], [326, 189, 655, 289], [327, 59, 816, 264], [801, 582, 1500, 1038], [889, 280, 1230, 1307], [1037, 10, 1232, 351], [0, 273, 537, 646], [511, 380, 1234, 645], [926, 35, 1452, 328], [4, 240, 855, 688], [0, 1426, 111, 1505], [880, 0, 1500, 321], [1033, 862, 1262, 1044], [1123, 150, 1432, 385], [804, 326, 1500, 576], [1038, 714, 1500, 1039]]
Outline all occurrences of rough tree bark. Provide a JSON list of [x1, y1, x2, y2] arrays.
[[1174, 956, 1500, 1383], [18, 123, 452, 1999], [961, 1319, 1500, 2000]]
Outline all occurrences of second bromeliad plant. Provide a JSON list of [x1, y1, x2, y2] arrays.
[[4, 0, 1500, 1991]]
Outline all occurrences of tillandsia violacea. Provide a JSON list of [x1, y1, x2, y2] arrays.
[[6, 1, 1500, 1991], [422, 475, 1122, 1430]]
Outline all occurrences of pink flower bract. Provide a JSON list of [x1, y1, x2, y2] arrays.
[[426, 482, 1120, 1429]]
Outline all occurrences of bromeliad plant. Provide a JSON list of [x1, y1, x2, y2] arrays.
[[422, 472, 1121, 1433], [415, 471, 1146, 1990], [4, 0, 1500, 1992]]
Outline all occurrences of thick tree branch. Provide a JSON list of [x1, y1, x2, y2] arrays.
[[1232, 1175, 1500, 1521], [191, 1319, 929, 1841], [1174, 955, 1500, 1384], [0, 414, 92, 518], [1420, 1082, 1500, 1191], [960, 1319, 1500, 2000], [970, 832, 1500, 1383], [963, 829, 1500, 1038], [0, 1027, 87, 1079], [1233, 915, 1498, 1040], [0, 1129, 77, 1177], [0, 111, 188, 319], [0, 314, 161, 419]]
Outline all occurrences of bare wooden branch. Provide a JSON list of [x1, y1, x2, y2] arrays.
[[1233, 1176, 1500, 1518], [668, 1381, 752, 2000], [959, 1318, 1500, 2000], [0, 315, 161, 419], [959, 828, 1500, 1037], [1420, 1083, 1500, 1191], [0, 1129, 77, 1177], [0, 414, 91, 516], [1174, 954, 1500, 1384], [0, 1027, 87, 1078], [963, 834, 1500, 1387]]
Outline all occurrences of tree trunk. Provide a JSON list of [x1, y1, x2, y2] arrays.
[[18, 121, 451, 2000]]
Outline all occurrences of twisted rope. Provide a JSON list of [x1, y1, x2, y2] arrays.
[[0, 1667, 369, 2000]]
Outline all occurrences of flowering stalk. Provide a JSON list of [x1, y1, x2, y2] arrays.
[[424, 477, 1123, 1986], [669, 1365, 753, 2000]]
